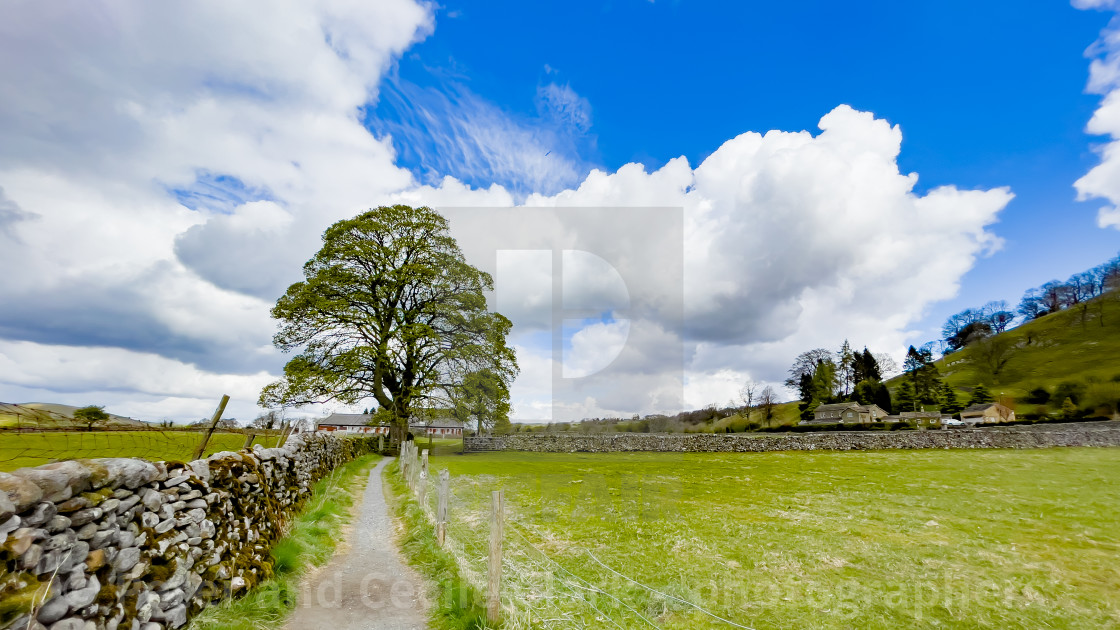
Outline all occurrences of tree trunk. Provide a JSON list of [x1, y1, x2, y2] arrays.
[[389, 417, 409, 445]]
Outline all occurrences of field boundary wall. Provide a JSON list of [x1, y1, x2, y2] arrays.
[[464, 422, 1120, 453], [0, 433, 379, 630]]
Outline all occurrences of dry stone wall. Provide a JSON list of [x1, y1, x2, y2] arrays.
[[0, 433, 378, 630], [465, 422, 1120, 453]]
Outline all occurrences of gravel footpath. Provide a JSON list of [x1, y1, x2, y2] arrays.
[[285, 458, 429, 629]]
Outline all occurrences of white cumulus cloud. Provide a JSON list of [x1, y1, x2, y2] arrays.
[[416, 106, 1011, 417], [0, 0, 433, 421], [1074, 1, 1120, 229], [0, 2, 1015, 423]]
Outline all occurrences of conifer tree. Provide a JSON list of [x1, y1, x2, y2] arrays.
[[969, 384, 995, 406], [940, 382, 963, 415]]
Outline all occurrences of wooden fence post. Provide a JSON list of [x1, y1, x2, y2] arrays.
[[418, 449, 430, 507], [488, 490, 503, 624], [242, 433, 255, 449], [378, 435, 384, 453], [192, 394, 230, 460], [408, 443, 417, 490], [437, 469, 450, 546]]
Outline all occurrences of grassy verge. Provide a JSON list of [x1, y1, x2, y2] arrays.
[[383, 458, 490, 630], [0, 431, 284, 472], [186, 453, 381, 630]]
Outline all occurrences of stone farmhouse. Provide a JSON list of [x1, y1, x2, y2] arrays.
[[804, 402, 889, 425], [799, 399, 1017, 430], [416, 418, 466, 437], [803, 403, 950, 429], [895, 410, 944, 429], [960, 402, 1015, 425], [316, 413, 464, 437], [316, 413, 386, 434]]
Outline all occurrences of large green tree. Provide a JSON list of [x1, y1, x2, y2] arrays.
[[453, 369, 512, 435], [261, 205, 518, 441], [895, 381, 918, 413], [853, 379, 892, 413], [837, 340, 855, 396], [904, 345, 942, 406], [73, 405, 110, 431]]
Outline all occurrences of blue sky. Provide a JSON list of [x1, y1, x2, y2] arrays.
[[375, 0, 1118, 336], [2, 1, 1120, 422]]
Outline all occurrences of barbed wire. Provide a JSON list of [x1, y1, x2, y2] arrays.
[[508, 522, 662, 629], [412, 463, 657, 629], [581, 549, 756, 630], [407, 461, 757, 630]]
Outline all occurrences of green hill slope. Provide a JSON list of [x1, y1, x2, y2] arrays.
[[902, 292, 1120, 418], [0, 402, 144, 428]]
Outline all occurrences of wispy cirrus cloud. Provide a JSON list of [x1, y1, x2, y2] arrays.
[[368, 74, 597, 197]]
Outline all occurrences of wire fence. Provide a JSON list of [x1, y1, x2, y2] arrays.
[[397, 443, 756, 630], [0, 403, 289, 472]]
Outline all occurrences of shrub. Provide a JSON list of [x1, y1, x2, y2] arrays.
[[712, 414, 762, 433], [1025, 387, 1051, 404], [1053, 381, 1086, 406], [1083, 381, 1120, 418], [1060, 397, 1080, 420]]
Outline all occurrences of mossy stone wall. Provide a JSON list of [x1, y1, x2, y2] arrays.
[[0, 433, 378, 630], [465, 422, 1120, 453]]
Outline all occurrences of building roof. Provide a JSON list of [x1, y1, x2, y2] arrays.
[[900, 411, 941, 418], [814, 402, 860, 413], [415, 419, 465, 429], [319, 413, 373, 427], [318, 413, 467, 429], [960, 402, 1006, 415]]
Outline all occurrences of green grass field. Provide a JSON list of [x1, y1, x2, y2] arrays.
[[415, 449, 1120, 629], [0, 431, 283, 472], [416, 436, 466, 456]]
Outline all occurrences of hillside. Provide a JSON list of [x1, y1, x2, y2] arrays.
[[896, 291, 1120, 418], [0, 402, 145, 428]]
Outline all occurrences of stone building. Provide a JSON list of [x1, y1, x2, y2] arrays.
[[899, 410, 943, 429], [316, 413, 388, 434], [315, 413, 463, 437], [805, 402, 889, 425], [960, 402, 1016, 425]]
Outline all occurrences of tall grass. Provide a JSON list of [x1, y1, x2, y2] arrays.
[[430, 448, 1120, 629], [186, 453, 381, 630], [383, 459, 490, 629]]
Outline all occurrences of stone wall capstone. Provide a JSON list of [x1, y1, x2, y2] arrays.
[[465, 422, 1120, 453], [0, 433, 379, 630]]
